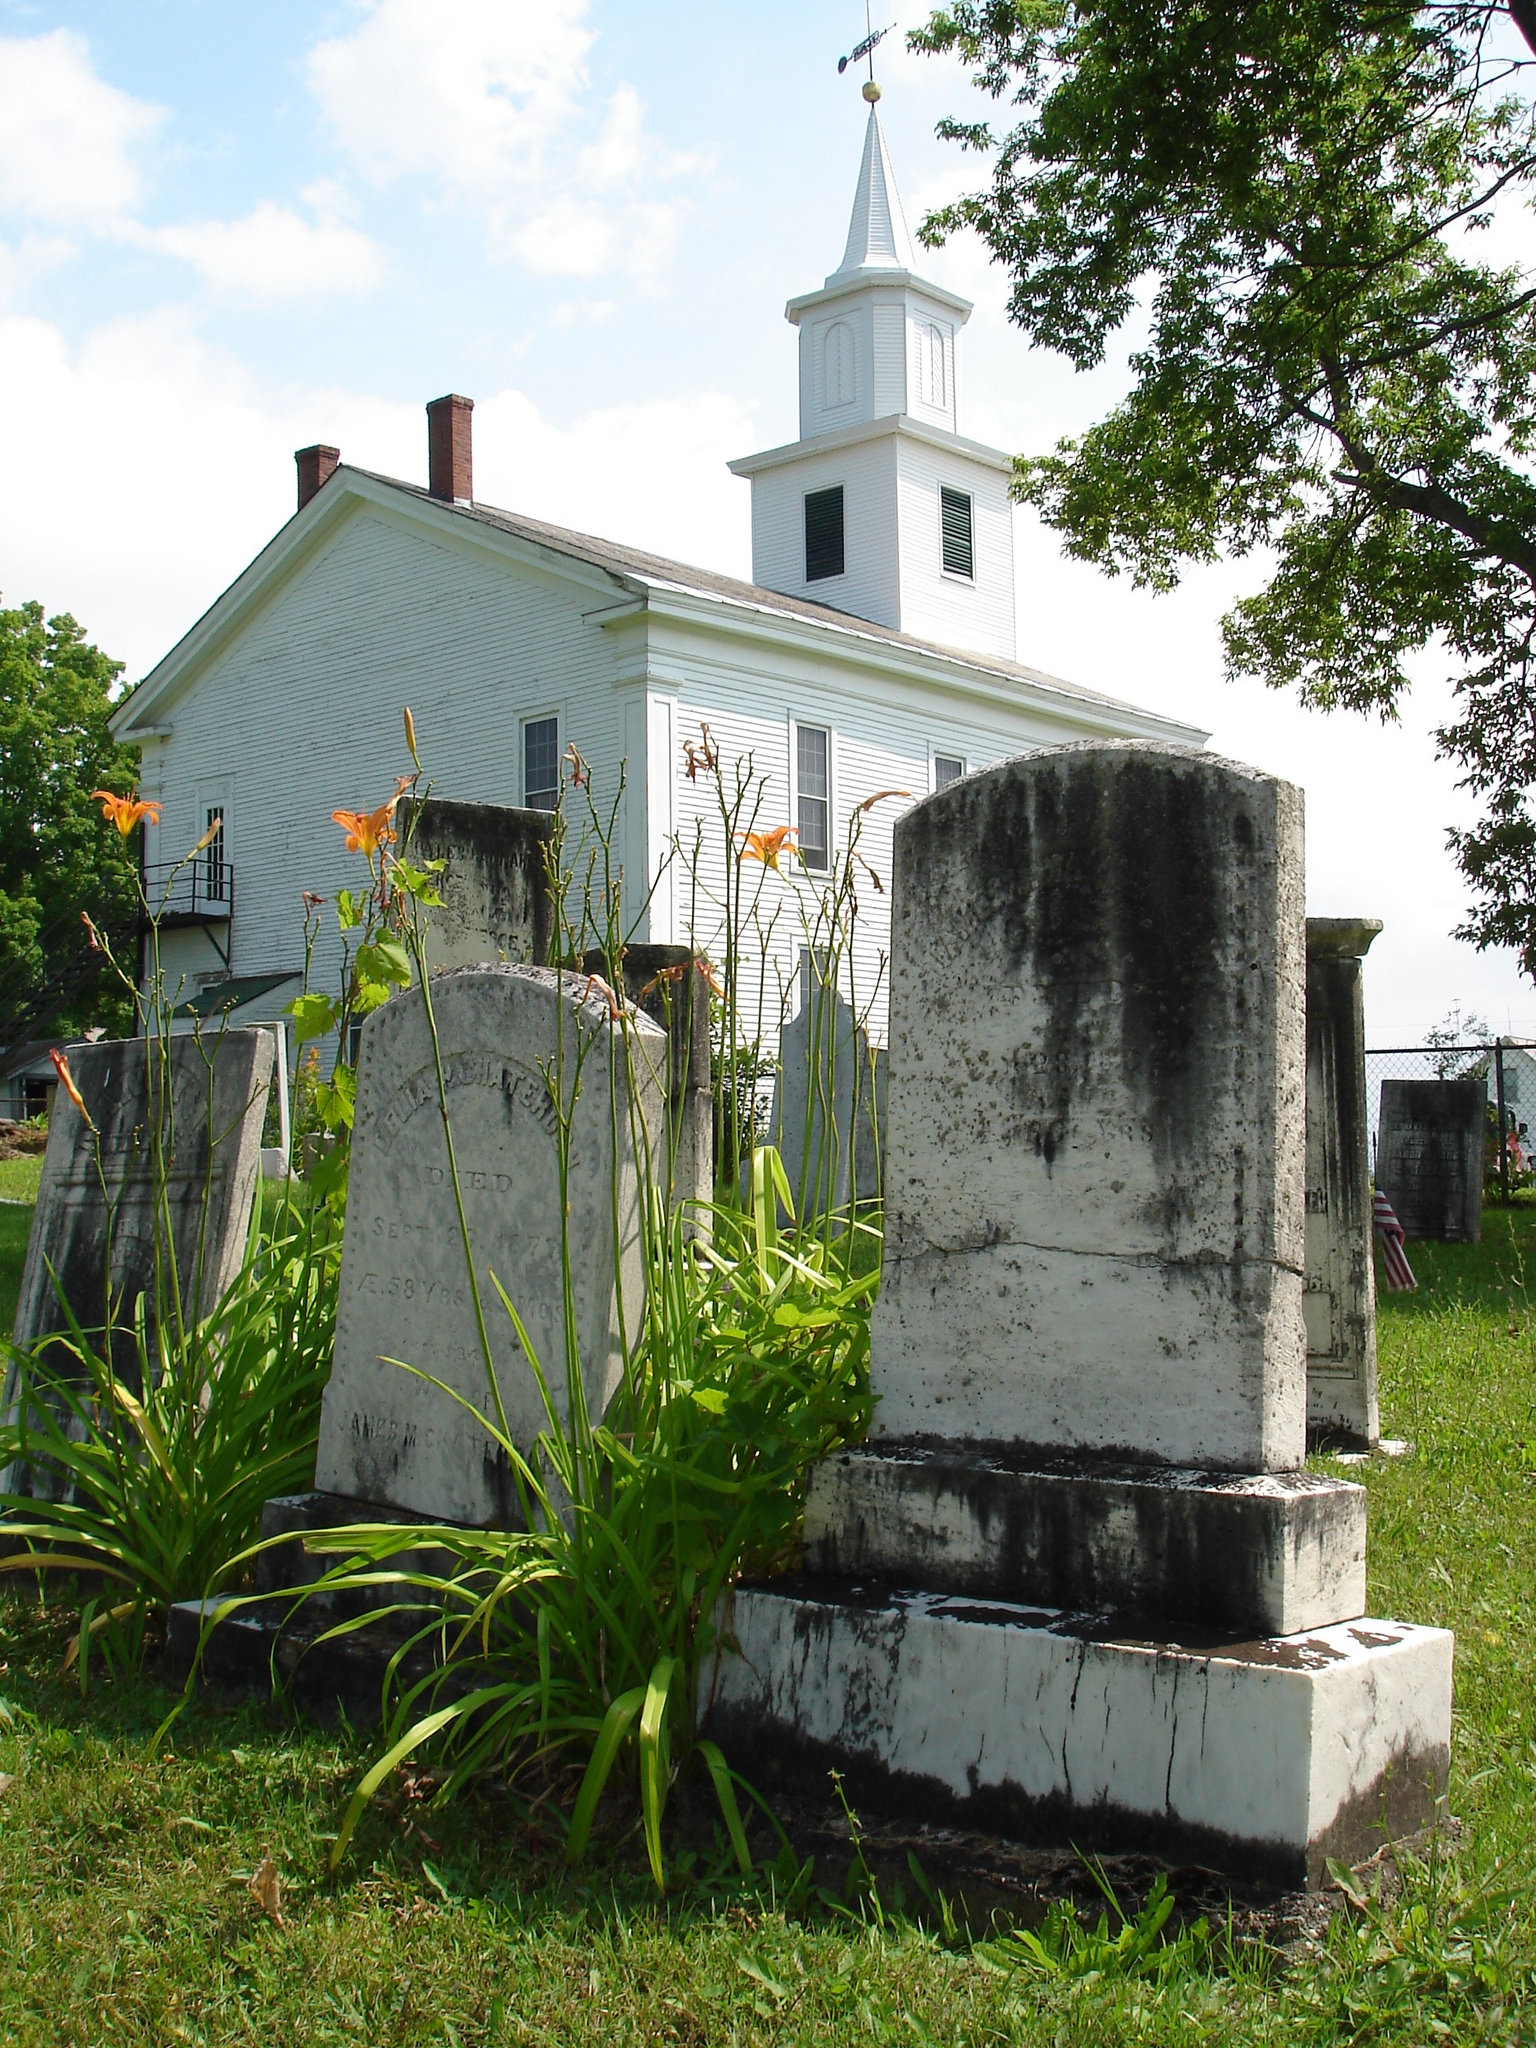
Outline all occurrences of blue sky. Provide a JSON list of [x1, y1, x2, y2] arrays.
[[2, 0, 1534, 1041]]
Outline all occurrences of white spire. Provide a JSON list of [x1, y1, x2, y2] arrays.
[[831, 105, 916, 280]]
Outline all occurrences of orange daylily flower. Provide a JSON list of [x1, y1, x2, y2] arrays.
[[50, 1048, 93, 1129], [332, 801, 399, 858], [738, 825, 798, 870], [93, 789, 161, 837], [858, 787, 913, 813], [403, 706, 421, 772]]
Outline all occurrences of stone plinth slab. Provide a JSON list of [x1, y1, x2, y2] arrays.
[[871, 743, 1307, 1472], [705, 1581, 1452, 1888], [313, 966, 666, 1526], [803, 1446, 1365, 1637], [1304, 919, 1382, 1447]]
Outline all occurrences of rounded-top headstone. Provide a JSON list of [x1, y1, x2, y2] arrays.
[[870, 741, 1307, 1472], [315, 965, 667, 1525]]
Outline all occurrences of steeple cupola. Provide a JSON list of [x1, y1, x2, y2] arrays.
[[730, 107, 1018, 661]]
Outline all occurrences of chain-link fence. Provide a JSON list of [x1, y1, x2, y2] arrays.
[[1365, 1040, 1536, 1197]]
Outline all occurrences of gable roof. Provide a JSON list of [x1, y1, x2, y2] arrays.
[[111, 464, 1206, 744]]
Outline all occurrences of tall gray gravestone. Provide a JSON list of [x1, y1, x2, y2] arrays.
[[1304, 919, 1382, 1447], [399, 798, 557, 975], [3, 1029, 273, 1495], [707, 744, 1453, 1889], [768, 949, 885, 1217], [584, 944, 713, 1217], [312, 966, 667, 1525], [1377, 1077, 1486, 1243]]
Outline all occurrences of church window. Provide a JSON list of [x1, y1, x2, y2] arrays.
[[202, 806, 227, 903], [823, 323, 854, 409], [940, 486, 974, 579], [804, 486, 845, 582], [934, 754, 967, 792], [795, 724, 830, 871], [523, 715, 560, 811], [924, 323, 947, 408]]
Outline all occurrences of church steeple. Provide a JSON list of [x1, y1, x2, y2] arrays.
[[832, 107, 916, 279], [728, 104, 1018, 662]]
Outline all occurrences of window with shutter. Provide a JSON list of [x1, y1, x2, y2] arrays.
[[523, 716, 560, 811], [796, 724, 830, 871], [940, 486, 974, 578], [804, 486, 845, 582], [203, 806, 226, 902]]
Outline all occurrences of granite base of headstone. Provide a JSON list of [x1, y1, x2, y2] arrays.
[[767, 949, 885, 1217], [584, 943, 713, 1223], [3, 1028, 273, 1500], [398, 796, 557, 974], [701, 744, 1452, 1889], [164, 965, 667, 1714], [1305, 918, 1382, 1449], [1378, 1077, 1486, 1243]]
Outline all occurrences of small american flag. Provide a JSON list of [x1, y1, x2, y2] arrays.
[[1373, 1191, 1416, 1292]]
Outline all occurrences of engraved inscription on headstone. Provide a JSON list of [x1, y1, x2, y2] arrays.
[[1304, 918, 1382, 1447], [869, 741, 1308, 1472], [4, 1029, 274, 1489], [1377, 1077, 1486, 1243], [399, 798, 557, 974], [314, 966, 667, 1525]]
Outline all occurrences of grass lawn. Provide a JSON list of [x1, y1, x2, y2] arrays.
[[1, 1212, 1534, 2043], [0, 1155, 43, 1206], [0, 1200, 32, 1329]]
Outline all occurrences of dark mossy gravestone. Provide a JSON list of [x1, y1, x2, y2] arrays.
[[3, 1029, 273, 1493], [399, 797, 557, 974], [1377, 1077, 1485, 1243]]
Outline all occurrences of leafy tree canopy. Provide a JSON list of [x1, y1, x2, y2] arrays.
[[0, 599, 139, 1039], [914, 2, 1536, 966]]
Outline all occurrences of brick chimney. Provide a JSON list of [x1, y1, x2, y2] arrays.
[[296, 444, 340, 511], [427, 393, 473, 504]]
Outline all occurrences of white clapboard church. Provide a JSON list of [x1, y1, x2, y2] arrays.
[[110, 106, 1201, 1061]]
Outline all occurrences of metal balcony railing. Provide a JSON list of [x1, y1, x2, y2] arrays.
[[142, 859, 234, 925]]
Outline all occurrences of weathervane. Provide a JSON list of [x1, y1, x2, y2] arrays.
[[838, 8, 894, 102]]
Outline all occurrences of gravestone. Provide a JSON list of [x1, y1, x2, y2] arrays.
[[706, 743, 1452, 1888], [1377, 1077, 1485, 1243], [1304, 919, 1382, 1447], [313, 965, 667, 1525], [398, 798, 557, 975], [3, 1029, 273, 1495], [8, 1030, 273, 1382], [768, 949, 885, 1216], [871, 743, 1307, 1471], [583, 944, 713, 1218]]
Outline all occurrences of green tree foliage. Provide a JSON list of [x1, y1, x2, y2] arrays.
[[914, 2, 1536, 964], [0, 599, 138, 1036]]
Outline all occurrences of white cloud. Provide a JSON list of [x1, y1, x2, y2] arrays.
[[308, 0, 593, 190], [307, 0, 699, 279], [149, 200, 384, 304], [0, 305, 753, 680], [0, 30, 163, 226]]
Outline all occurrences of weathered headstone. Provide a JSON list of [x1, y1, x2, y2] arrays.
[[583, 944, 713, 1217], [8, 1030, 273, 1383], [3, 1029, 273, 1497], [1304, 919, 1382, 1447], [871, 744, 1307, 1471], [399, 798, 557, 975], [313, 965, 667, 1525], [706, 743, 1452, 1888], [768, 949, 885, 1216], [1377, 1077, 1485, 1243]]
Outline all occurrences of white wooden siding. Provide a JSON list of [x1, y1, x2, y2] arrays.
[[141, 503, 630, 1018], [747, 436, 899, 628], [894, 438, 1016, 660]]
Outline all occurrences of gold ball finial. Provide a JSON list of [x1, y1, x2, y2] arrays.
[[862, 77, 882, 102]]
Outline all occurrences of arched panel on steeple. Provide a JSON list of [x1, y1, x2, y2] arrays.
[[824, 322, 856, 411]]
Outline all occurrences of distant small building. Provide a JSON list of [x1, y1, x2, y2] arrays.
[[109, 109, 1202, 1063]]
